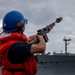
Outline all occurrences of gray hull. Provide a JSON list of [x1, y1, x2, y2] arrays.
[[36, 54, 75, 75], [0, 67, 2, 75]]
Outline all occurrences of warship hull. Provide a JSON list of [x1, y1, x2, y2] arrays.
[[36, 54, 75, 75]]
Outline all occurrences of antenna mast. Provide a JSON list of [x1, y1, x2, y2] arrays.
[[63, 37, 71, 55]]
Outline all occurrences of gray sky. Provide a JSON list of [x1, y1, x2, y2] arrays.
[[0, 0, 75, 54]]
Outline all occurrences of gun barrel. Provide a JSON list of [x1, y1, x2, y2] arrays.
[[56, 17, 63, 23]]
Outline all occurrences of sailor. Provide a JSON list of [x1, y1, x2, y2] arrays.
[[0, 10, 46, 75]]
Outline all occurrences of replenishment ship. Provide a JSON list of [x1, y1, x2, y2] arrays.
[[36, 37, 75, 75]]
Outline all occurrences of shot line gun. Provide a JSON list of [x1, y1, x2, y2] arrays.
[[30, 17, 63, 44]]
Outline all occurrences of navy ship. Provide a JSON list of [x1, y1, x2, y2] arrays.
[[36, 37, 75, 75], [0, 37, 75, 75]]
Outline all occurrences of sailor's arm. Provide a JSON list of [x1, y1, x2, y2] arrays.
[[30, 35, 46, 54], [8, 35, 46, 64]]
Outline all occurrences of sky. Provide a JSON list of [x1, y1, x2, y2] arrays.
[[0, 0, 75, 54]]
